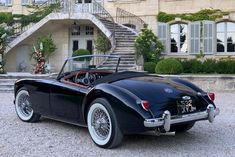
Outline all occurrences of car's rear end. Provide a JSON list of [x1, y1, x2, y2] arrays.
[[112, 75, 220, 132]]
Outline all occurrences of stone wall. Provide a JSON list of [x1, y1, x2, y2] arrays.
[[104, 0, 235, 34], [162, 75, 235, 92]]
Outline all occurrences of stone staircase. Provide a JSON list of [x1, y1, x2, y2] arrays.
[[97, 18, 137, 71], [0, 79, 16, 92]]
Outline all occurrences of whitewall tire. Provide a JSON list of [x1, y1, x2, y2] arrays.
[[87, 98, 123, 148], [15, 88, 41, 122]]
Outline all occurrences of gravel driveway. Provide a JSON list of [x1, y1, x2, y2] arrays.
[[0, 92, 234, 157]]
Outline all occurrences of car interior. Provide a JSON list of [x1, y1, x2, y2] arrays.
[[61, 69, 113, 88]]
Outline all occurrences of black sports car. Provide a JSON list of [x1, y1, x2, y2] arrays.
[[14, 55, 219, 148]]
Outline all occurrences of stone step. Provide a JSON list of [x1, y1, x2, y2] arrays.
[[112, 52, 135, 55], [0, 84, 14, 89], [99, 67, 136, 71], [113, 50, 135, 53], [104, 61, 135, 65], [113, 51, 135, 54], [115, 31, 135, 36], [0, 87, 14, 92], [0, 78, 17, 82], [116, 43, 135, 46], [115, 36, 137, 40], [116, 38, 136, 42], [116, 41, 135, 43], [107, 57, 135, 60]]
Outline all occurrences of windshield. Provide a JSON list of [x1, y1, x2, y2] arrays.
[[57, 55, 121, 79]]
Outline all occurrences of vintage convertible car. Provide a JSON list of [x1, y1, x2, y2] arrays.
[[14, 55, 219, 148]]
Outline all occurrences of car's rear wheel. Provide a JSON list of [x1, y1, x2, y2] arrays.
[[87, 98, 123, 149], [15, 88, 41, 122], [170, 122, 195, 133]]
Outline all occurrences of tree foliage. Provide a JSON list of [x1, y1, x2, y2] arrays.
[[94, 33, 111, 54], [135, 28, 164, 62]]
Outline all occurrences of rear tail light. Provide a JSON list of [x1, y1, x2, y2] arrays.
[[208, 92, 215, 101], [141, 100, 150, 111]]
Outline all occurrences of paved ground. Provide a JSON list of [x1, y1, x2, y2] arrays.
[[0, 92, 234, 157]]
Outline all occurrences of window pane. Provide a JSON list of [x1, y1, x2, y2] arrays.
[[217, 42, 225, 52], [85, 26, 94, 35], [217, 23, 225, 32], [227, 22, 235, 32], [180, 42, 187, 53], [171, 34, 178, 43], [227, 33, 235, 43], [227, 43, 235, 52], [180, 24, 187, 34], [180, 33, 187, 43], [170, 24, 178, 34], [171, 43, 178, 53], [217, 33, 225, 43]]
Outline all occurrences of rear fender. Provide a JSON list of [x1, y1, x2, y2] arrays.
[[82, 83, 152, 134]]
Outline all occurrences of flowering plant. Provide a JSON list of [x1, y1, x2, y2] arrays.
[[0, 23, 13, 74], [32, 43, 46, 74]]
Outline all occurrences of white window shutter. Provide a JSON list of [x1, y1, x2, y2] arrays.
[[158, 22, 168, 54], [6, 0, 12, 6], [189, 21, 200, 54], [203, 21, 215, 54]]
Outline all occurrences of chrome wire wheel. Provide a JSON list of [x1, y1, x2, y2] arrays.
[[15, 90, 34, 121], [87, 103, 112, 146]]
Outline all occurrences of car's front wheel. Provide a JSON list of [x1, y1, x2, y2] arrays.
[[87, 98, 123, 148], [15, 88, 41, 122]]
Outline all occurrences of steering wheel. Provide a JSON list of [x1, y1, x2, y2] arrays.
[[75, 71, 91, 86]]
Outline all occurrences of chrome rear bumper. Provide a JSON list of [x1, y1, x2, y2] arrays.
[[144, 104, 220, 132]]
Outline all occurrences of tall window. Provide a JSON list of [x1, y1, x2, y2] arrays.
[[85, 26, 94, 35], [217, 22, 235, 53], [170, 23, 188, 53]]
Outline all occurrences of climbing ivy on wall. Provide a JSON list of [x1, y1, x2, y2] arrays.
[[157, 9, 229, 22]]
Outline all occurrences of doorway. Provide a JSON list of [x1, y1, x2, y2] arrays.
[[87, 40, 93, 54]]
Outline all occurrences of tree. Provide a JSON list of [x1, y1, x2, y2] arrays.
[[134, 28, 164, 63]]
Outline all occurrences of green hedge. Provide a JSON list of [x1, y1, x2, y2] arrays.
[[179, 58, 235, 74], [144, 62, 156, 73], [155, 58, 183, 74]]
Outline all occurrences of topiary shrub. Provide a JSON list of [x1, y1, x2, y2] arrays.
[[155, 58, 183, 74], [72, 49, 91, 61], [144, 62, 156, 73]]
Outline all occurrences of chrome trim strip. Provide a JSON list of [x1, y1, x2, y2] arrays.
[[144, 104, 220, 131]]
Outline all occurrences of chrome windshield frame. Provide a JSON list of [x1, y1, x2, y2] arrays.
[[56, 55, 121, 80]]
